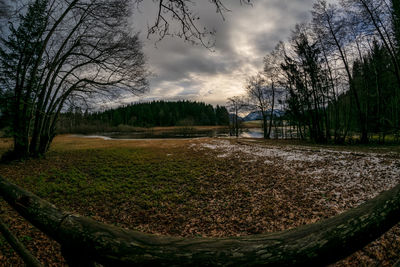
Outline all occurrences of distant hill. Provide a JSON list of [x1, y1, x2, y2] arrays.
[[243, 110, 284, 121], [243, 111, 262, 121], [229, 113, 244, 122]]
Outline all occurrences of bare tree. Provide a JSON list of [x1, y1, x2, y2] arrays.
[[135, 0, 252, 48], [246, 74, 275, 139], [0, 0, 9, 19], [342, 0, 399, 82], [312, 0, 368, 143], [341, 0, 400, 131], [226, 96, 247, 137], [0, 0, 149, 159], [263, 45, 286, 138], [393, 0, 400, 49]]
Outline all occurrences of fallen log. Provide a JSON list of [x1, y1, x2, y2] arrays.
[[1, 175, 400, 266], [0, 217, 43, 267]]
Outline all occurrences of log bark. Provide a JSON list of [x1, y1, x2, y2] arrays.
[[0, 217, 43, 267], [1, 175, 400, 266]]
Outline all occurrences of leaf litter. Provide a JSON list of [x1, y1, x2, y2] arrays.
[[0, 136, 400, 266], [192, 138, 400, 266]]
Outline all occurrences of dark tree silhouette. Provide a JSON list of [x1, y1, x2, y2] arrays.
[[226, 96, 247, 137], [0, 0, 149, 159], [246, 74, 275, 139]]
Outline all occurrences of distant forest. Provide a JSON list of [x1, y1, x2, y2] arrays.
[[58, 101, 230, 133]]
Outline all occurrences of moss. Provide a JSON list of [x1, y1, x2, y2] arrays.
[[15, 146, 206, 213]]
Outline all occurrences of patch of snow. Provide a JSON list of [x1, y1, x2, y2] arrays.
[[73, 135, 113, 140], [191, 139, 400, 212]]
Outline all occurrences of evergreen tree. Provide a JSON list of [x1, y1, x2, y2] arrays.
[[0, 0, 49, 158], [61, 101, 230, 130]]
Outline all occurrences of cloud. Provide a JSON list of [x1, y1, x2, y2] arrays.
[[123, 0, 317, 107]]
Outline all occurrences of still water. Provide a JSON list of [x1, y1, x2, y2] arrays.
[[79, 128, 265, 140]]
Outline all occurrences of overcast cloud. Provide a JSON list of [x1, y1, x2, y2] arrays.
[[122, 0, 317, 107]]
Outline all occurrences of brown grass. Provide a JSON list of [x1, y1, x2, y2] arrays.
[[0, 135, 399, 266]]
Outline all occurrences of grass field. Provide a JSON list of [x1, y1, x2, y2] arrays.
[[241, 120, 262, 128], [1, 135, 400, 266]]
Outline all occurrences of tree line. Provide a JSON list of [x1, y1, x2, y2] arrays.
[[58, 101, 230, 133], [232, 0, 400, 144]]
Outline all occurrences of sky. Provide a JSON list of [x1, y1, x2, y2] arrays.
[[0, 0, 332, 109], [122, 0, 320, 107]]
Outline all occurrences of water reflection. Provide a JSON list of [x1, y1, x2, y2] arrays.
[[77, 127, 298, 140], [240, 128, 264, 138], [78, 128, 268, 139]]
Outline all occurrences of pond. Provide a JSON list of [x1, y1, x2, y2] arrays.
[[77, 128, 266, 140]]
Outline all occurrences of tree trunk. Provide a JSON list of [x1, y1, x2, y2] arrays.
[[325, 12, 368, 143], [263, 114, 269, 139], [12, 85, 30, 159], [235, 107, 239, 137], [268, 82, 275, 139], [0, 218, 43, 267], [1, 175, 400, 266]]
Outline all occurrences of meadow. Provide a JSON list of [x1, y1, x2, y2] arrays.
[[0, 136, 400, 265]]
